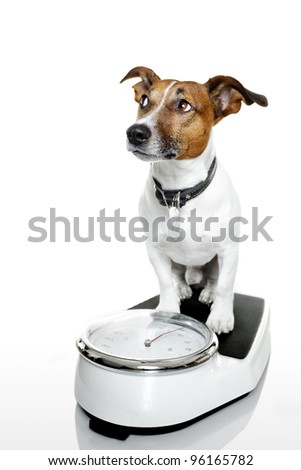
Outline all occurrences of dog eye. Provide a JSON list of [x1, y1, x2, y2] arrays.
[[176, 99, 192, 113], [140, 95, 149, 109]]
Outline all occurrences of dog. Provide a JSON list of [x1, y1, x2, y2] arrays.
[[121, 66, 268, 334]]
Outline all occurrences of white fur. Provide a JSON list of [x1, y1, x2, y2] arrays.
[[138, 135, 240, 334]]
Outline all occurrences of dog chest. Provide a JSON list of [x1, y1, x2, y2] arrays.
[[145, 209, 221, 266]]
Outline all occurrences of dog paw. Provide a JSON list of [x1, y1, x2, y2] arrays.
[[157, 295, 180, 313], [206, 309, 234, 335], [199, 285, 216, 305], [157, 302, 180, 313], [176, 283, 193, 300]]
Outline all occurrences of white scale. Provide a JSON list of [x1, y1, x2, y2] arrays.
[[74, 292, 270, 435]]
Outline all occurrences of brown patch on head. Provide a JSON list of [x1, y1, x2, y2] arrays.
[[153, 81, 216, 160]]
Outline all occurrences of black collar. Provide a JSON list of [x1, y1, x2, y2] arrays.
[[153, 157, 217, 209]]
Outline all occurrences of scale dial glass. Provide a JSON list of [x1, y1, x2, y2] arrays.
[[77, 309, 218, 371]]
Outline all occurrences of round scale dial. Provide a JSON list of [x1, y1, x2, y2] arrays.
[[77, 309, 218, 371]]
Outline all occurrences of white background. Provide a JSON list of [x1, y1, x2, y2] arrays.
[[0, 0, 300, 450]]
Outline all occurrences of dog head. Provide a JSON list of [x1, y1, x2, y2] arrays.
[[121, 66, 268, 161]]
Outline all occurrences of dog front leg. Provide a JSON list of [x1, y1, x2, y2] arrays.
[[146, 243, 180, 313], [206, 246, 238, 334]]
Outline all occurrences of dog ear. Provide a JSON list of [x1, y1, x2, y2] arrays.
[[120, 66, 161, 103], [120, 66, 161, 86], [205, 75, 268, 124]]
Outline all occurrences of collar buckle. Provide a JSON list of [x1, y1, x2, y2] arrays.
[[172, 191, 181, 211]]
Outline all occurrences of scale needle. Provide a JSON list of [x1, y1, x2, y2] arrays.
[[144, 327, 183, 347]]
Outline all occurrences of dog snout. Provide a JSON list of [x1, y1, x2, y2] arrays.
[[126, 124, 151, 146]]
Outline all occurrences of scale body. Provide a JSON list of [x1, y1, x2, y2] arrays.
[[74, 289, 270, 432]]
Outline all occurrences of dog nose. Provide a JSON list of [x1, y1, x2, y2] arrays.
[[126, 124, 151, 146]]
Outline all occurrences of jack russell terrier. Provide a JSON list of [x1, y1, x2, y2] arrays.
[[121, 66, 268, 334]]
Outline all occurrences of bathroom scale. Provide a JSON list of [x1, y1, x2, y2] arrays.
[[74, 288, 270, 439]]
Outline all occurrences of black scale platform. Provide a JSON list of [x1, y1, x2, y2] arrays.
[[131, 287, 265, 360], [88, 288, 265, 439]]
